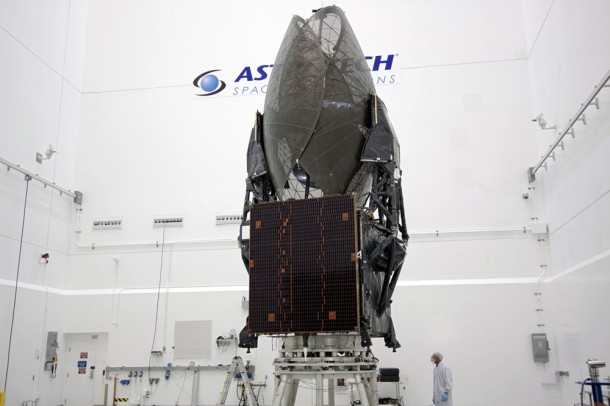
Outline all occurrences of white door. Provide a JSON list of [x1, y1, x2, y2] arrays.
[[63, 333, 108, 406]]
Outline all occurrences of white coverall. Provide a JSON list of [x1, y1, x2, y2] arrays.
[[433, 362, 453, 406]]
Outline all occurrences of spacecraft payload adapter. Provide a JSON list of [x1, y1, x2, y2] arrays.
[[237, 6, 408, 351]]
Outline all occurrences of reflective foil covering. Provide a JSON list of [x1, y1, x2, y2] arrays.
[[264, 6, 376, 198]]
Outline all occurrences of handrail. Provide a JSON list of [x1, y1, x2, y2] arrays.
[[0, 156, 82, 204], [528, 69, 610, 182]]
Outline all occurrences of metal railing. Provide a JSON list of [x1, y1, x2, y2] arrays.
[[528, 69, 610, 182], [0, 156, 82, 204]]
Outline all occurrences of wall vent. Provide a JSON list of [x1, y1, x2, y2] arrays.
[[216, 214, 243, 225], [153, 217, 184, 227], [92, 219, 122, 230]]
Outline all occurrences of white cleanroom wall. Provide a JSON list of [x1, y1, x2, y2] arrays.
[[1, 0, 609, 406], [522, 0, 610, 404], [0, 0, 87, 403]]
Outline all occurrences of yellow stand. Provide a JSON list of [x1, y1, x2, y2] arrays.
[[0, 391, 6, 406]]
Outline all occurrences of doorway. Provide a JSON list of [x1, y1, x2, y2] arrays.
[[62, 333, 108, 406]]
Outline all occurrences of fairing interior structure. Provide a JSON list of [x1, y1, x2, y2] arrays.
[[238, 6, 408, 351]]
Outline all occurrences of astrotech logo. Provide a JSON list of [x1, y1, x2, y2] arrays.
[[192, 70, 226, 96], [193, 53, 399, 98]]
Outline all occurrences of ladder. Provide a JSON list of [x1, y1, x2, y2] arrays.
[[216, 356, 259, 406]]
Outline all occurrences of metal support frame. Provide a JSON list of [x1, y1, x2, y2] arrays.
[[191, 369, 199, 406], [585, 360, 608, 406], [105, 365, 230, 373], [272, 336, 379, 406], [106, 363, 226, 405], [0, 156, 82, 204], [528, 69, 610, 182]]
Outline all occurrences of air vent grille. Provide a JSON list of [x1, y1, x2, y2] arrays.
[[153, 217, 184, 227], [92, 219, 122, 230], [216, 214, 243, 225]]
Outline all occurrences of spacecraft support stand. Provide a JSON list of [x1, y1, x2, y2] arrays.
[[272, 336, 379, 406]]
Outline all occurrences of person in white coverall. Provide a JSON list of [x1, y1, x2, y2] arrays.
[[431, 352, 453, 405]]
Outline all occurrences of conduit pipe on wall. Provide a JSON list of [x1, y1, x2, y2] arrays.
[[74, 238, 236, 251], [528, 68, 610, 182], [73, 226, 542, 251], [0, 156, 83, 204], [409, 226, 539, 238]]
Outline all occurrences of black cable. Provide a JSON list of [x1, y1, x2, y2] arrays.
[[236, 380, 246, 406], [148, 225, 167, 385], [3, 175, 31, 392]]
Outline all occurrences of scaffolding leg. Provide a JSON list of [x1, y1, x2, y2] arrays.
[[284, 377, 299, 406], [316, 373, 324, 406], [191, 369, 199, 406], [355, 375, 370, 406], [272, 375, 288, 406], [217, 364, 234, 406], [366, 372, 378, 406]]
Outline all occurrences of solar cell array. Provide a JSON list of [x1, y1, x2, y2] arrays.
[[248, 194, 360, 334]]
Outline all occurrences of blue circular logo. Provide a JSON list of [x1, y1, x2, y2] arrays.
[[199, 74, 219, 92], [193, 70, 226, 96]]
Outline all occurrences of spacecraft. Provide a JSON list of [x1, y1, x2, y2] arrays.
[[238, 6, 408, 351]]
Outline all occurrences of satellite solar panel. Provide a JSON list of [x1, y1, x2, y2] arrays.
[[248, 194, 359, 334]]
